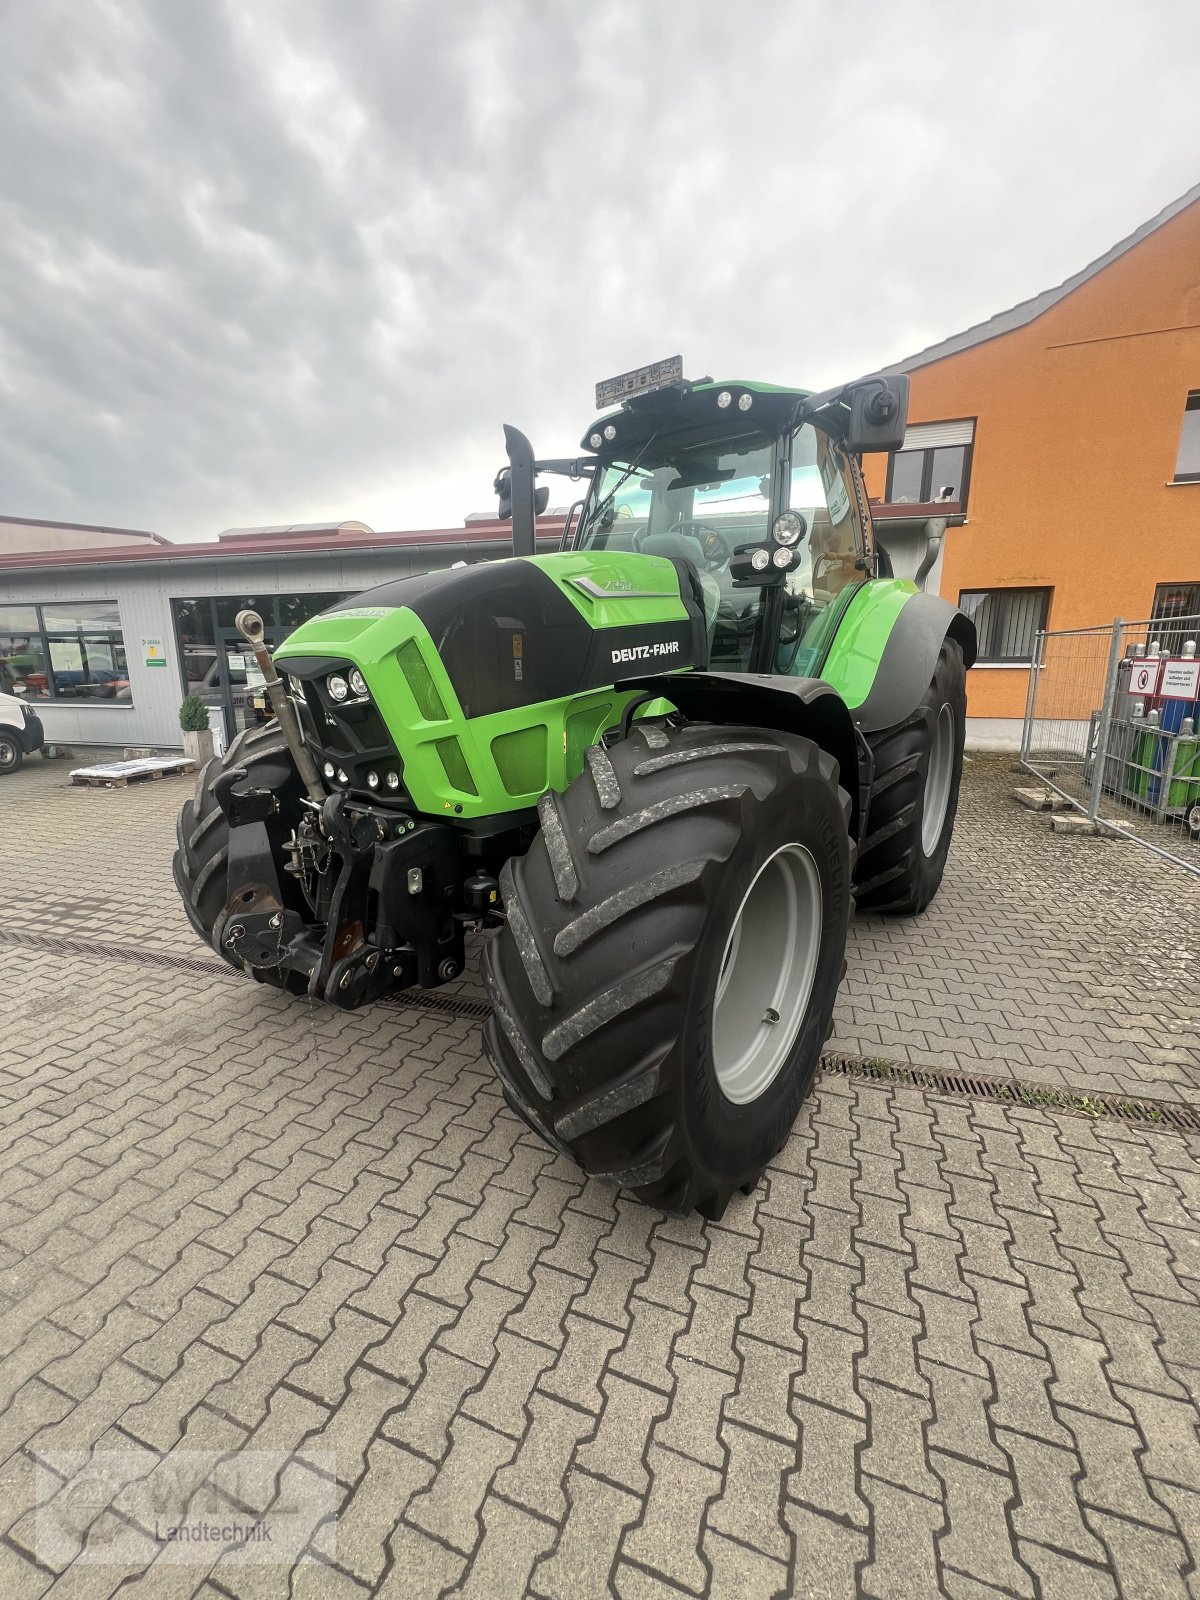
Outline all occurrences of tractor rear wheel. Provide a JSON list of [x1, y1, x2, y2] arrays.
[[854, 637, 966, 915], [172, 722, 304, 979], [482, 721, 853, 1217]]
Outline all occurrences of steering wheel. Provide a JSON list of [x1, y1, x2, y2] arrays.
[[672, 520, 734, 572]]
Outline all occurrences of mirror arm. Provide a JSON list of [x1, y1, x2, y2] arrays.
[[502, 424, 537, 557]]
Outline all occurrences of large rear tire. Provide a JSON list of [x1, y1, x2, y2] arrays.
[[482, 721, 853, 1218], [853, 637, 966, 915], [172, 723, 304, 976]]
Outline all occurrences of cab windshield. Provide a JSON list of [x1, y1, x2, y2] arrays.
[[576, 423, 863, 674]]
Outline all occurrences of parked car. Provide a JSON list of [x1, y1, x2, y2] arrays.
[[0, 689, 45, 774]]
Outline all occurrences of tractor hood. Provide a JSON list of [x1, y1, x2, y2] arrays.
[[271, 551, 709, 818]]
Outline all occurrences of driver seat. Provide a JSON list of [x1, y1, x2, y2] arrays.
[[639, 531, 720, 656]]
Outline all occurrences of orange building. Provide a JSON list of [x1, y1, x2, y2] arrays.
[[863, 182, 1200, 747]]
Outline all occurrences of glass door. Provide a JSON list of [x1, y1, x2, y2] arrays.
[[217, 628, 285, 741]]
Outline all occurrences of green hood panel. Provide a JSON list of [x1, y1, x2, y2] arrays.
[[273, 552, 697, 819]]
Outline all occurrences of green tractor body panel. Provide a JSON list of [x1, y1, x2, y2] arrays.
[[272, 549, 700, 820], [814, 578, 920, 710]]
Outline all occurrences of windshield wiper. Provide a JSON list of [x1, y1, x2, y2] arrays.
[[591, 429, 662, 527]]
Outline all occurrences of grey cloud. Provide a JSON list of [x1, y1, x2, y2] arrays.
[[1, 0, 1197, 539]]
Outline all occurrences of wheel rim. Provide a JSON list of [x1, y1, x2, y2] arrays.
[[712, 843, 823, 1106], [0, 741, 16, 771], [922, 703, 955, 857]]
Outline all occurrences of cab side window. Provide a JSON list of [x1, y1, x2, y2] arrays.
[[781, 427, 866, 674], [789, 427, 862, 602]]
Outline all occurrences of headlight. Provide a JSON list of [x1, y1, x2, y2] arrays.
[[772, 511, 806, 546], [366, 770, 380, 789], [716, 390, 732, 409], [385, 770, 401, 790], [738, 393, 753, 411], [322, 761, 335, 778], [348, 668, 368, 698], [750, 548, 770, 572], [589, 432, 603, 449], [327, 674, 349, 702], [772, 546, 794, 569], [603, 423, 617, 441]]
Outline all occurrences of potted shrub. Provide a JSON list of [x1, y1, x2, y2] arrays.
[[179, 695, 215, 766]]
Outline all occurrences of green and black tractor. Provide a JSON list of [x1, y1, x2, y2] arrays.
[[173, 361, 976, 1217]]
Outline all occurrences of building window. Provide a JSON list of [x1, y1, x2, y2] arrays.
[[0, 601, 129, 701], [1150, 581, 1200, 653], [1173, 392, 1200, 483], [958, 587, 1051, 664], [171, 591, 346, 740], [885, 419, 975, 508]]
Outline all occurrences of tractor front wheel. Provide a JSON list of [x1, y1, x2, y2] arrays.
[[854, 637, 966, 915], [172, 722, 305, 982], [483, 721, 853, 1218]]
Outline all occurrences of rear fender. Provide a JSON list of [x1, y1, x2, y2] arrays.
[[625, 670, 864, 839], [846, 593, 977, 735]]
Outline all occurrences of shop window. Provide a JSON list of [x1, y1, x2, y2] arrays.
[[170, 591, 349, 740], [0, 601, 129, 701], [958, 587, 1050, 664], [885, 420, 975, 508], [1173, 392, 1200, 483]]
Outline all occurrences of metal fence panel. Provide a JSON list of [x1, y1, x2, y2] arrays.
[[1021, 613, 1200, 875]]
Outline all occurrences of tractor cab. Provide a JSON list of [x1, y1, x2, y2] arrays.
[[506, 363, 908, 682]]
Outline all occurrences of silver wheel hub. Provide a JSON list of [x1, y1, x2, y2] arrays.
[[922, 703, 955, 857], [712, 843, 823, 1105]]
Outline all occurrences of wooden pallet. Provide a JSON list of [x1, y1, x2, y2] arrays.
[[70, 757, 196, 789]]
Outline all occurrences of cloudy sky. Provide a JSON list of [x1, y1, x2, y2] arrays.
[[2, 2, 1198, 541]]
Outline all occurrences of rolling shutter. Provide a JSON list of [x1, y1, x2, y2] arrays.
[[900, 419, 975, 451]]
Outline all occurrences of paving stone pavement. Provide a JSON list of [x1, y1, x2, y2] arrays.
[[0, 754, 1197, 1597], [3, 752, 1198, 1102]]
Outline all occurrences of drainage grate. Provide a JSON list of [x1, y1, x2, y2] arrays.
[[2, 926, 1196, 1131], [384, 989, 493, 1022], [820, 1050, 1200, 1134]]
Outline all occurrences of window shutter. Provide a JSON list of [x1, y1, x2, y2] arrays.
[[900, 419, 975, 451]]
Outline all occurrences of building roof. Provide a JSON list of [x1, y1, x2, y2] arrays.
[[0, 513, 165, 544], [885, 181, 1200, 374], [0, 517, 566, 575], [216, 521, 375, 541]]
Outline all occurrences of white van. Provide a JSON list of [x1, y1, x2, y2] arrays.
[[0, 691, 45, 774]]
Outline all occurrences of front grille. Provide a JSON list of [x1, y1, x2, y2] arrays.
[[491, 726, 547, 794], [287, 661, 409, 803], [398, 641, 448, 721], [435, 736, 478, 796]]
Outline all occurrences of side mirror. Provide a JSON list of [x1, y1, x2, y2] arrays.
[[493, 467, 547, 518], [847, 374, 909, 453], [494, 466, 513, 521]]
